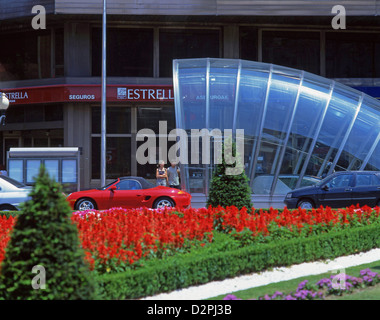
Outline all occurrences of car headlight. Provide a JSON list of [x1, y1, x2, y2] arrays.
[[286, 193, 293, 199]]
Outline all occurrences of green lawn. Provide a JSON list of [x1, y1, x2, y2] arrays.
[[329, 284, 380, 300], [208, 260, 380, 300]]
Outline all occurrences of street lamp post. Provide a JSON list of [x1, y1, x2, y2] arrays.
[[0, 92, 9, 125], [100, 0, 107, 188]]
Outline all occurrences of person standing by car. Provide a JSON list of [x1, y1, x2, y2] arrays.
[[167, 161, 181, 189], [156, 160, 168, 186]]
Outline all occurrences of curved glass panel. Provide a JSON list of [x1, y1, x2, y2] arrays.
[[173, 58, 380, 195], [256, 73, 301, 174], [365, 141, 380, 171], [306, 83, 360, 178], [176, 60, 208, 130], [209, 60, 239, 131], [339, 97, 380, 171]]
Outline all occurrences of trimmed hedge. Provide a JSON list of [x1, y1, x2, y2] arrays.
[[207, 140, 253, 210], [0, 166, 97, 300], [96, 224, 380, 299]]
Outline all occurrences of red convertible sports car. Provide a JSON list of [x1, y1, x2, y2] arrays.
[[66, 176, 192, 211]]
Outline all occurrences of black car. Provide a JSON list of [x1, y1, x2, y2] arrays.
[[284, 171, 380, 209]]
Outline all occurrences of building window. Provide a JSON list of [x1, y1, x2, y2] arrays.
[[6, 105, 64, 124], [0, 31, 39, 80], [18, 129, 63, 148], [25, 105, 44, 123], [45, 104, 64, 122], [8, 160, 23, 182], [262, 30, 320, 75], [54, 28, 64, 77], [91, 107, 131, 134], [326, 32, 380, 78], [91, 137, 132, 180], [159, 29, 220, 77], [92, 27, 154, 77], [62, 159, 78, 183], [26, 160, 41, 183], [0, 28, 63, 81], [91, 106, 132, 180], [137, 106, 175, 133], [240, 27, 258, 61], [38, 33, 51, 78], [136, 106, 176, 180], [5, 106, 24, 123], [90, 105, 175, 181], [45, 160, 59, 180]]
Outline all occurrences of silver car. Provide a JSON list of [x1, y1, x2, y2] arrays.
[[0, 175, 32, 210]]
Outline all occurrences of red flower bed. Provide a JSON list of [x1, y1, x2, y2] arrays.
[[213, 205, 380, 237], [72, 207, 214, 271], [0, 215, 16, 269], [0, 205, 379, 273]]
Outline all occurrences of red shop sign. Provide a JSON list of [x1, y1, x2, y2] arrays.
[[2, 84, 174, 105]]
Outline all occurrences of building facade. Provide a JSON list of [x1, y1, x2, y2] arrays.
[[1, 1, 380, 206]]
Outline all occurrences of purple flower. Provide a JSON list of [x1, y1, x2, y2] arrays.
[[316, 278, 331, 288], [293, 290, 315, 300], [238, 269, 380, 301], [223, 294, 241, 300], [296, 280, 309, 292], [363, 276, 373, 284], [331, 273, 347, 280], [271, 291, 284, 299], [360, 268, 375, 276]]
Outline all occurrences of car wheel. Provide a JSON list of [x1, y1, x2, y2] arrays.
[[153, 197, 175, 209], [0, 204, 18, 211], [297, 199, 314, 209], [75, 198, 97, 211]]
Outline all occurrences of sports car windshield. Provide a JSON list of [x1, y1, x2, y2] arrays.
[[98, 180, 118, 190], [98, 178, 155, 190]]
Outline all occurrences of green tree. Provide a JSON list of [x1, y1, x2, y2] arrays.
[[0, 165, 97, 300], [207, 138, 253, 210]]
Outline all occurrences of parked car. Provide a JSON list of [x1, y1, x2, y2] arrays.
[[284, 171, 380, 209], [66, 176, 192, 210], [0, 175, 32, 210]]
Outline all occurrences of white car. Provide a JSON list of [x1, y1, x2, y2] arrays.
[[0, 175, 32, 210]]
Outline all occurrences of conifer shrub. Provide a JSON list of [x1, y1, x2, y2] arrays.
[[207, 138, 252, 210], [0, 165, 97, 300]]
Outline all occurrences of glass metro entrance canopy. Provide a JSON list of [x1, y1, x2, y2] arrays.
[[173, 58, 380, 196]]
